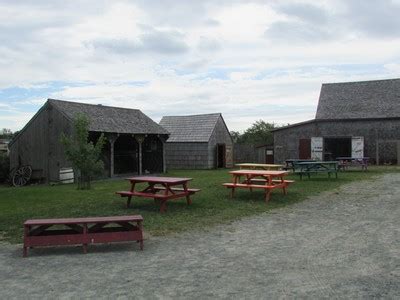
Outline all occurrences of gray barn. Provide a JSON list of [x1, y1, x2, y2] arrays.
[[273, 78, 400, 165], [160, 113, 233, 169], [9, 99, 169, 182]]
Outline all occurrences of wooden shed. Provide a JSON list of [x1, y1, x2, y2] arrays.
[[273, 78, 400, 165], [9, 99, 169, 182], [159, 113, 233, 169]]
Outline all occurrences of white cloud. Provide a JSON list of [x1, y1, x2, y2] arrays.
[[1, 0, 400, 132]]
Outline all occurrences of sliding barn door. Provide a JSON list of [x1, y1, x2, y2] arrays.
[[311, 137, 323, 160], [351, 137, 364, 158]]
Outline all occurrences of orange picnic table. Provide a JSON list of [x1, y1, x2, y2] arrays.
[[223, 170, 293, 203]]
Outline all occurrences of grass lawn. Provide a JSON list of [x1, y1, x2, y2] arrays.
[[0, 166, 398, 244]]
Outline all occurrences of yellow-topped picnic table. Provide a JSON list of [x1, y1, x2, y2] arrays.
[[235, 163, 284, 170]]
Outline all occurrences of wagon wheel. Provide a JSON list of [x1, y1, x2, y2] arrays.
[[12, 165, 32, 187]]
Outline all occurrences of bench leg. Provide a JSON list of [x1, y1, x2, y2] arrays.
[[186, 195, 192, 205], [23, 246, 28, 257], [139, 239, 144, 250], [230, 187, 235, 198]]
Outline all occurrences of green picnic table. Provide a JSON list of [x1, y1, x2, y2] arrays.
[[293, 161, 338, 179]]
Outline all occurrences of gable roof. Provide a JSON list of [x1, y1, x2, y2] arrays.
[[49, 99, 168, 135], [159, 113, 222, 142], [316, 78, 400, 119]]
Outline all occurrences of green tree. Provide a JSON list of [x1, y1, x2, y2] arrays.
[[235, 120, 277, 145], [60, 114, 106, 190]]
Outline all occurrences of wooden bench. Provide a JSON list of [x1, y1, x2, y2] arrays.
[[23, 215, 144, 257]]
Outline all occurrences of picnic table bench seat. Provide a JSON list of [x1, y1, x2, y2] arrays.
[[23, 215, 144, 257], [293, 161, 338, 180]]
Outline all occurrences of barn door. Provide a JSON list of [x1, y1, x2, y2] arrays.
[[225, 144, 233, 168], [299, 139, 311, 159], [351, 137, 364, 158], [216, 144, 226, 168], [311, 137, 323, 160]]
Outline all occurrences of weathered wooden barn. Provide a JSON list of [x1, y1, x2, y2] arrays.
[[9, 99, 169, 182], [159, 113, 233, 169], [273, 78, 400, 164]]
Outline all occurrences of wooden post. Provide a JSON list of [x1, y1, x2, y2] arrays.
[[135, 135, 145, 175], [159, 135, 168, 173], [108, 135, 117, 177], [397, 141, 400, 166]]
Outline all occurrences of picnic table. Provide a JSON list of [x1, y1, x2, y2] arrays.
[[116, 176, 200, 213], [23, 215, 144, 257], [285, 159, 316, 171], [222, 170, 293, 203], [336, 157, 369, 171], [235, 163, 284, 170], [293, 161, 338, 179]]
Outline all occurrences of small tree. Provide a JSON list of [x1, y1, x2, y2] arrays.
[[60, 114, 106, 190]]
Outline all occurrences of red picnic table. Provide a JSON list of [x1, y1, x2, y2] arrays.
[[223, 170, 293, 203], [116, 176, 200, 213]]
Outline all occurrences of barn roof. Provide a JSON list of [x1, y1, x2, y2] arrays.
[[159, 113, 222, 142], [316, 78, 400, 119], [49, 99, 168, 135]]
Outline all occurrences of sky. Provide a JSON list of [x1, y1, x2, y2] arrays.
[[1, 0, 400, 132]]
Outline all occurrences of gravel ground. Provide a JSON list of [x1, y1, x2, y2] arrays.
[[1, 173, 399, 299]]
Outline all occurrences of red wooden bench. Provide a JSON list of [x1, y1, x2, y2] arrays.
[[23, 215, 144, 257]]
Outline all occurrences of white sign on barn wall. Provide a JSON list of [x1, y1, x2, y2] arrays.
[[351, 136, 364, 158], [311, 137, 323, 160]]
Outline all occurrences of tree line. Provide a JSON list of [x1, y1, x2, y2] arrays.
[[230, 120, 285, 146]]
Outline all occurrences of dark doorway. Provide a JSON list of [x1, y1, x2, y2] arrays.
[[324, 137, 351, 160], [114, 135, 138, 174], [299, 139, 311, 159], [217, 144, 226, 168], [142, 136, 163, 173], [265, 148, 274, 163]]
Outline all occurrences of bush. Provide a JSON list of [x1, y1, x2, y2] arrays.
[[0, 153, 10, 182]]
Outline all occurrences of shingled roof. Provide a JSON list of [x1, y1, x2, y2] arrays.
[[159, 113, 222, 142], [47, 99, 168, 135], [316, 78, 400, 119]]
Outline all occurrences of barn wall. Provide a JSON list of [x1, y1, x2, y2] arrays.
[[164, 142, 209, 169], [47, 105, 73, 182], [273, 119, 400, 164], [9, 105, 50, 180], [208, 116, 233, 168]]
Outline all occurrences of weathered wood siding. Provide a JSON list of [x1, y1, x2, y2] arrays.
[[164, 142, 209, 169], [47, 104, 73, 182], [273, 119, 400, 164], [9, 105, 50, 180], [208, 116, 233, 168]]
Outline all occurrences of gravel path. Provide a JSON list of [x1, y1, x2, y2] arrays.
[[1, 173, 399, 299]]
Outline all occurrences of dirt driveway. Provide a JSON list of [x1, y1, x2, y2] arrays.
[[1, 173, 399, 299]]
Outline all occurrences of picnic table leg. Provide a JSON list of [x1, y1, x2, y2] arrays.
[[127, 182, 136, 208], [160, 200, 168, 213], [281, 176, 287, 195], [183, 183, 192, 205], [264, 189, 271, 203]]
